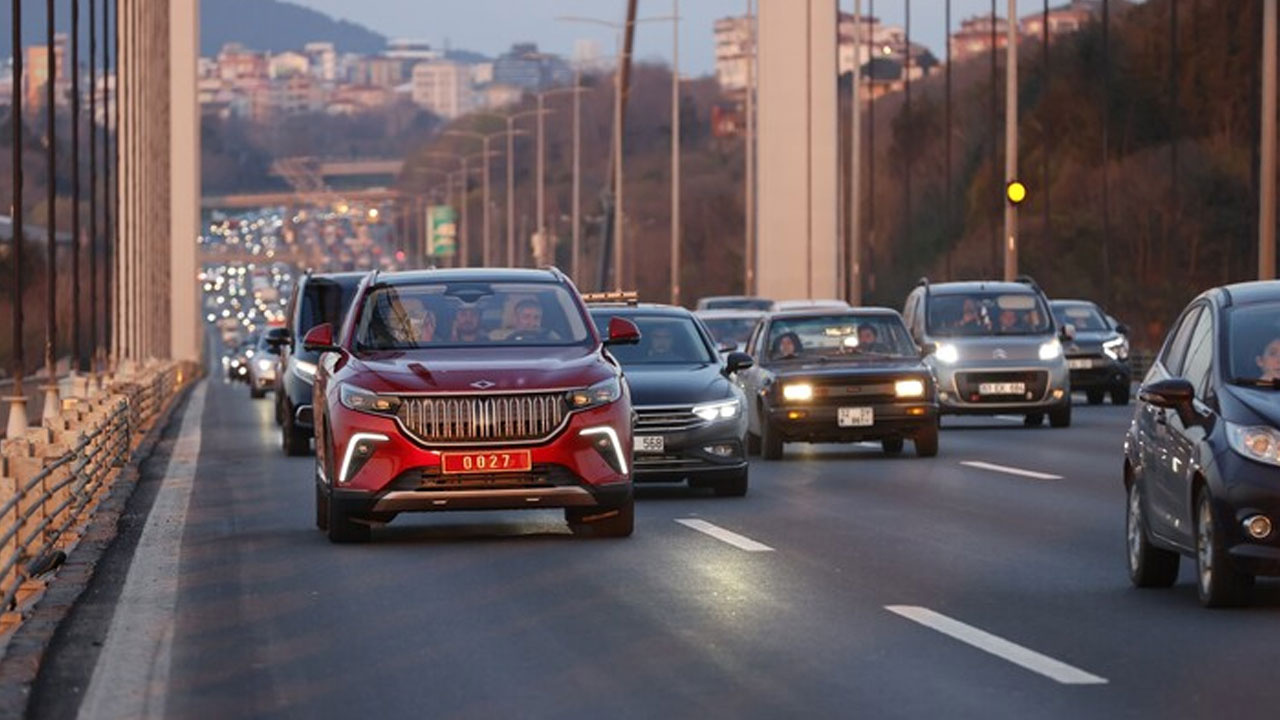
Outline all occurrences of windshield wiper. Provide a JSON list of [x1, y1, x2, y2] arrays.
[[1231, 377, 1280, 390]]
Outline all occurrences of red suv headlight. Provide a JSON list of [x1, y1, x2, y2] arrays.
[[566, 377, 622, 411], [340, 384, 402, 416]]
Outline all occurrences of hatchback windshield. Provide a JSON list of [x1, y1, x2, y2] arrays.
[[593, 314, 714, 365], [928, 292, 1053, 336], [765, 314, 916, 362], [1228, 303, 1280, 387], [354, 282, 592, 350], [701, 317, 759, 348], [1051, 303, 1110, 332]]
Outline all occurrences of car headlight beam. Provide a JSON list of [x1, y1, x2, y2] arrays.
[[568, 377, 622, 410], [1227, 423, 1280, 467], [935, 343, 960, 364], [293, 359, 318, 382], [693, 398, 742, 422], [1103, 336, 1129, 361], [782, 383, 814, 402], [1039, 339, 1063, 361], [339, 384, 401, 416], [894, 379, 926, 398]]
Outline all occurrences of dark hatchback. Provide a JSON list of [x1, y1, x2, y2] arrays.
[[1124, 280, 1280, 607], [274, 271, 365, 456], [1050, 299, 1132, 405], [587, 303, 754, 497], [737, 308, 939, 460]]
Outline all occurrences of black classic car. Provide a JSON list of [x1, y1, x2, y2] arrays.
[[736, 308, 939, 460]]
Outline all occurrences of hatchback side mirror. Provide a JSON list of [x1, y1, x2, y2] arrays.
[[725, 352, 755, 375], [1139, 378, 1194, 410], [302, 323, 339, 353], [604, 317, 641, 346]]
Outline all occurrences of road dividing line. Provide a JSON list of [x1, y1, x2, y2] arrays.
[[885, 606, 1108, 685], [676, 519, 774, 552], [78, 381, 208, 720], [994, 415, 1024, 423], [960, 460, 1063, 481]]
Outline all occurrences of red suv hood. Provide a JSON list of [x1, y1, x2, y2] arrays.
[[345, 346, 613, 394]]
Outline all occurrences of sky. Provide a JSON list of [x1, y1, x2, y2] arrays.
[[293, 0, 1016, 77]]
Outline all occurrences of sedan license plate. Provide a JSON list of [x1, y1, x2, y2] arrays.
[[979, 382, 1026, 395], [838, 407, 874, 427], [1067, 358, 1094, 370], [635, 435, 665, 454], [441, 450, 532, 475]]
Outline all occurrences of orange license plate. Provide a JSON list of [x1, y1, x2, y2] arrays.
[[441, 450, 533, 475]]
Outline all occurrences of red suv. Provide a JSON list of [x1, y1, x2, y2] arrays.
[[306, 268, 640, 543]]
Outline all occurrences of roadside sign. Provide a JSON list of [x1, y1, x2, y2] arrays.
[[427, 206, 457, 257]]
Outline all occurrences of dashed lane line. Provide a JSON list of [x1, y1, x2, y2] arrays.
[[960, 460, 1063, 481], [886, 605, 1108, 685], [676, 519, 775, 552]]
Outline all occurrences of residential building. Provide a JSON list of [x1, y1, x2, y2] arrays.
[[23, 34, 69, 109], [492, 43, 570, 91], [1021, 1, 1099, 39], [328, 84, 396, 115], [357, 56, 404, 88], [269, 51, 311, 79], [950, 15, 1012, 61], [218, 43, 269, 81], [411, 61, 471, 119], [304, 42, 338, 82], [713, 16, 753, 92], [474, 83, 523, 112]]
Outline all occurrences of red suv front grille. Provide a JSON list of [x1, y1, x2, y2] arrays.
[[396, 393, 568, 445]]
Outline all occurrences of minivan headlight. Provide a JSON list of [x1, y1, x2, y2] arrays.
[[693, 398, 742, 421], [1227, 423, 1280, 467], [340, 384, 401, 416], [1103, 336, 1129, 361], [935, 343, 960, 364], [568, 377, 622, 410], [1039, 339, 1063, 361]]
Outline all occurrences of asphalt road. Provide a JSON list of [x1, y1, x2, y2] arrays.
[[29, 369, 1280, 719]]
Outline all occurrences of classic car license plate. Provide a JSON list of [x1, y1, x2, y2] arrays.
[[979, 382, 1026, 395], [838, 407, 874, 427], [1067, 358, 1094, 370], [635, 435, 665, 454], [441, 450, 532, 475]]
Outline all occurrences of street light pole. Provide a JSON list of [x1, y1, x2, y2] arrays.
[[1003, 0, 1019, 282], [7, 0, 28, 437], [850, 0, 863, 305], [445, 129, 506, 266], [44, 0, 60, 420], [1261, 0, 1277, 280], [670, 0, 682, 305], [744, 0, 756, 296]]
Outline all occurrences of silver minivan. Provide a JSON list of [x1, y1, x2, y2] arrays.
[[902, 278, 1073, 427]]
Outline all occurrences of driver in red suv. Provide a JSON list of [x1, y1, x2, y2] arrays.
[[306, 268, 640, 543]]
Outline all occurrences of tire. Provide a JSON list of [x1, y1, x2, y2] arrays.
[[1126, 481, 1178, 588], [282, 412, 312, 457], [1087, 389, 1106, 405], [1024, 413, 1044, 427], [1049, 402, 1072, 428], [914, 424, 939, 458], [714, 468, 749, 497], [567, 498, 635, 538], [1111, 385, 1131, 406], [882, 437, 905, 455], [274, 393, 284, 425], [250, 386, 267, 400], [761, 417, 784, 461], [327, 496, 372, 544], [1195, 491, 1253, 607], [746, 431, 761, 457], [315, 478, 330, 531]]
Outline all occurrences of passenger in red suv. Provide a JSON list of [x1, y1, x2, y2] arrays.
[[306, 268, 641, 543]]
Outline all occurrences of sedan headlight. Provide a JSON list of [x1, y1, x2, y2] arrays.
[[256, 358, 274, 372], [782, 383, 814, 402], [894, 379, 926, 398], [693, 398, 742, 422], [1227, 423, 1280, 467], [293, 359, 317, 381], [1039, 339, 1063, 361], [935, 343, 960, 364], [1103, 336, 1129, 361], [567, 377, 622, 410], [339, 384, 401, 416]]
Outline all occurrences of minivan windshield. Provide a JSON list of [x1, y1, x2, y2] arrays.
[[765, 314, 916, 362], [1228, 303, 1280, 388], [353, 281, 592, 351], [928, 292, 1053, 337]]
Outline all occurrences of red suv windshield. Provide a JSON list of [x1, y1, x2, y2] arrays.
[[352, 281, 594, 351]]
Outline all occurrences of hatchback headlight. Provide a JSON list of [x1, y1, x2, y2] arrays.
[[693, 398, 742, 422], [895, 379, 926, 398], [340, 384, 401, 416], [1103, 336, 1129, 361], [782, 383, 814, 402], [935, 343, 960, 364], [1227, 423, 1280, 467], [293, 359, 317, 381], [568, 377, 622, 410], [1039, 339, 1063, 361], [256, 358, 274, 372]]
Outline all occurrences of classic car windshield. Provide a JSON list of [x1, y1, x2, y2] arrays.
[[353, 281, 592, 351], [927, 292, 1053, 336], [701, 317, 760, 348], [1228, 302, 1280, 388], [766, 314, 916, 362], [592, 314, 714, 365]]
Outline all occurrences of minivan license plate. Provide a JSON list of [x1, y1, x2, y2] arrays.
[[979, 382, 1025, 395], [838, 407, 874, 427]]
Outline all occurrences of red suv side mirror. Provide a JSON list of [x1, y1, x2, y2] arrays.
[[302, 323, 339, 353], [604, 317, 641, 346]]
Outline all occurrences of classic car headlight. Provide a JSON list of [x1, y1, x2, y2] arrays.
[[1103, 336, 1129, 361], [339, 384, 401, 416], [256, 358, 274, 372], [693, 398, 742, 422], [1227, 423, 1280, 467], [935, 343, 960, 364], [1039, 339, 1063, 361], [894, 379, 926, 398], [293, 359, 317, 381], [567, 377, 622, 410], [782, 383, 814, 402]]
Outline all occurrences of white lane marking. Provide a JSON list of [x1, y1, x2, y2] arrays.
[[961, 460, 1063, 481], [79, 381, 208, 720], [886, 605, 1108, 685], [676, 519, 774, 552], [994, 415, 1024, 423], [855, 441, 881, 449]]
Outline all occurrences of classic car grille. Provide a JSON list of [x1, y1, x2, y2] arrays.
[[953, 370, 1049, 403], [807, 380, 899, 405], [396, 393, 567, 444], [635, 406, 705, 434]]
